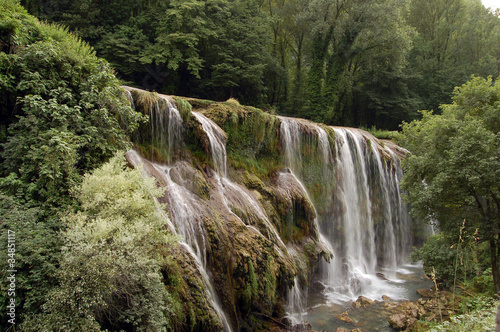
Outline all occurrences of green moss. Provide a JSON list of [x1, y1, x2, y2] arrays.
[[178, 97, 283, 178], [160, 245, 224, 331], [133, 143, 170, 164], [130, 89, 162, 115], [173, 96, 193, 122]]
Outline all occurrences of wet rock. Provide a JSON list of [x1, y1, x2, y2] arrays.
[[388, 314, 408, 330], [334, 328, 349, 332], [281, 317, 292, 326], [354, 320, 367, 328], [382, 295, 391, 301], [400, 301, 425, 318], [291, 322, 313, 331], [352, 296, 375, 308], [169, 161, 210, 199], [376, 272, 389, 280], [417, 288, 434, 298], [351, 329, 363, 332], [310, 280, 326, 293], [336, 311, 355, 324]]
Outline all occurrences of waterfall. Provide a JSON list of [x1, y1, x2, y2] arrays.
[[126, 150, 232, 332], [322, 128, 377, 299], [286, 277, 307, 325], [124, 87, 414, 330], [279, 117, 335, 319], [124, 86, 184, 163], [192, 112, 228, 177], [192, 111, 289, 258], [278, 118, 413, 307]]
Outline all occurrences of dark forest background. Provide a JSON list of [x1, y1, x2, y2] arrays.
[[20, 0, 500, 129]]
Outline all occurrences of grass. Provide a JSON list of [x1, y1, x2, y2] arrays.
[[362, 126, 400, 140]]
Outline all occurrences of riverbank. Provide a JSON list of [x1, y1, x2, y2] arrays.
[[281, 263, 498, 332]]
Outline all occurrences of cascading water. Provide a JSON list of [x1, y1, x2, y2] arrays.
[[279, 116, 335, 320], [126, 149, 233, 332], [322, 128, 378, 301], [123, 92, 234, 331], [124, 87, 420, 331], [124, 86, 183, 163], [278, 117, 414, 313], [192, 112, 289, 257], [192, 112, 228, 177]]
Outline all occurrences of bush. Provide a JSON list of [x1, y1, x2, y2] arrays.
[[427, 296, 498, 332], [410, 233, 479, 284], [22, 154, 181, 331]]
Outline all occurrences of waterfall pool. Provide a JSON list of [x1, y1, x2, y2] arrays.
[[305, 263, 433, 331]]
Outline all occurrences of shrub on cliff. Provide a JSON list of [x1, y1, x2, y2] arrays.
[[22, 153, 181, 331]]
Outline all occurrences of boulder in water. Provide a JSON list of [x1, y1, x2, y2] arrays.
[[334, 328, 349, 332], [376, 272, 389, 280], [336, 311, 355, 324], [290, 322, 313, 331], [417, 288, 434, 298], [352, 296, 375, 308], [388, 314, 408, 330]]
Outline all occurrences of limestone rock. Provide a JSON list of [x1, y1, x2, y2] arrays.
[[401, 301, 425, 318], [353, 296, 375, 308], [291, 322, 313, 331], [417, 288, 434, 298], [336, 311, 355, 324], [388, 314, 408, 330]]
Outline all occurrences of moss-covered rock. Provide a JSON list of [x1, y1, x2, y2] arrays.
[[169, 161, 210, 200], [161, 244, 225, 331]]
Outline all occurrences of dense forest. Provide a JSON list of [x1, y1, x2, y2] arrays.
[[1, 0, 500, 331], [18, 0, 500, 129]]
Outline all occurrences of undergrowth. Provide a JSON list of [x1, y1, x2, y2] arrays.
[[362, 126, 399, 140], [426, 296, 498, 332]]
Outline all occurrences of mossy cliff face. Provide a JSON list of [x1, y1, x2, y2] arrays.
[[126, 151, 301, 331], [124, 87, 408, 331]]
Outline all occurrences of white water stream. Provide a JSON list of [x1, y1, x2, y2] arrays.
[[279, 117, 415, 322]]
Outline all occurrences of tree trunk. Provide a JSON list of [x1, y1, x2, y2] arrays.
[[490, 237, 500, 294]]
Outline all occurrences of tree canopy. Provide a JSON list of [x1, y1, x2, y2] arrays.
[[18, 0, 500, 129], [0, 0, 144, 209], [399, 76, 500, 291]]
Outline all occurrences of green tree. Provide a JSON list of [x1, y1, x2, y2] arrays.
[[201, 0, 270, 104], [0, 2, 144, 208], [0, 194, 62, 326], [399, 76, 500, 292], [22, 154, 181, 331], [406, 0, 500, 113]]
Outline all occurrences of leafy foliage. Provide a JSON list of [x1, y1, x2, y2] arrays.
[[399, 76, 500, 291], [0, 0, 145, 209], [18, 0, 500, 129], [0, 194, 62, 326], [410, 233, 480, 284], [22, 154, 181, 331], [426, 297, 498, 332]]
